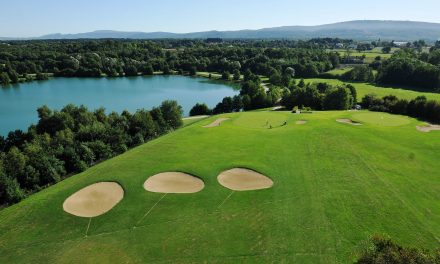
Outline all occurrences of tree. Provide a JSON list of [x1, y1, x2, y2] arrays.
[[222, 71, 230, 80], [128, 110, 156, 140], [162, 64, 170, 75], [189, 66, 197, 76], [285, 67, 295, 78], [343, 65, 374, 82], [242, 94, 252, 110], [7, 69, 19, 83], [361, 94, 383, 109], [232, 95, 243, 112], [36, 72, 49, 80], [303, 63, 319, 77], [3, 147, 27, 186], [124, 64, 138, 76], [160, 100, 183, 129], [233, 69, 241, 81], [189, 103, 211, 116], [269, 71, 282, 86], [323, 87, 353, 110], [221, 97, 233, 113], [0, 72, 10, 85], [141, 63, 154, 75], [382, 46, 392, 54], [346, 84, 357, 103], [0, 171, 24, 204]]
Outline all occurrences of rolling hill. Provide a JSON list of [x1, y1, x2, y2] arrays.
[[0, 110, 439, 263], [2, 20, 440, 41]]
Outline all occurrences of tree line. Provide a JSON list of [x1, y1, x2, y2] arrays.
[[0, 39, 341, 85], [328, 46, 440, 92], [361, 94, 440, 123], [0, 100, 183, 206], [377, 49, 440, 90], [191, 71, 357, 116]]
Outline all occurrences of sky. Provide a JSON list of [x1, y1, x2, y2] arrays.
[[1, 0, 440, 37]]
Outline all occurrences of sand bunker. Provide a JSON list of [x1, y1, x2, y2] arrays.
[[296, 120, 307, 125], [144, 172, 205, 193], [203, 118, 229, 128], [416, 124, 440, 132], [217, 168, 274, 191], [63, 182, 124, 218], [336, 119, 362, 126]]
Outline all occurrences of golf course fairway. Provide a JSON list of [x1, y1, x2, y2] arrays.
[[0, 110, 439, 263]]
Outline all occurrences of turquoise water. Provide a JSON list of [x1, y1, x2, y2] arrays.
[[0, 76, 238, 135]]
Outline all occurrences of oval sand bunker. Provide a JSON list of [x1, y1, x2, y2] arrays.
[[336, 119, 362, 126], [63, 182, 124, 217], [217, 168, 273, 191], [416, 124, 440, 132], [144, 172, 205, 193]]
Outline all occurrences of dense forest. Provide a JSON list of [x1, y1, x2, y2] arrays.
[[0, 100, 183, 206], [2, 39, 440, 91], [190, 72, 358, 116], [377, 48, 440, 90], [0, 39, 340, 85]]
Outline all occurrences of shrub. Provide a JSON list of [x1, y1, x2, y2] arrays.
[[356, 235, 440, 264], [190, 103, 211, 116]]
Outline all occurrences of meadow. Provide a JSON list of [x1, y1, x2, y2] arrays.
[[305, 78, 440, 102], [330, 48, 395, 63], [0, 110, 438, 263]]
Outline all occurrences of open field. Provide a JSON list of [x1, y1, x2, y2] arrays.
[[305, 78, 440, 102], [323, 67, 354, 76], [0, 110, 439, 263], [182, 115, 209, 126], [329, 48, 395, 63]]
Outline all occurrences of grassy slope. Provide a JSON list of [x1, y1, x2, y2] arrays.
[[324, 68, 353, 76], [305, 78, 440, 102], [0, 111, 439, 263], [330, 49, 394, 63], [182, 116, 209, 127]]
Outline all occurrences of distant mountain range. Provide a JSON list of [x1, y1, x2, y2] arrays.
[[2, 20, 440, 41]]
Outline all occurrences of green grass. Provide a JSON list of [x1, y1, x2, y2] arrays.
[[182, 116, 209, 127], [305, 78, 440, 102], [0, 111, 439, 263], [324, 67, 353, 76], [232, 112, 288, 129], [330, 49, 395, 63], [196, 71, 223, 79], [351, 112, 411, 126]]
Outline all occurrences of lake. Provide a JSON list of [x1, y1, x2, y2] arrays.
[[0, 76, 238, 136]]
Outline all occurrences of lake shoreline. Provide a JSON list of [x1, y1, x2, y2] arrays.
[[0, 75, 238, 136]]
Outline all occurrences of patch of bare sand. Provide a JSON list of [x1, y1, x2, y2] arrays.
[[217, 168, 273, 191], [183, 115, 209, 120], [272, 106, 284, 111], [63, 182, 124, 218], [336, 119, 362, 126], [144, 172, 205, 193], [416, 124, 440, 132], [203, 118, 229, 128], [296, 120, 307, 125]]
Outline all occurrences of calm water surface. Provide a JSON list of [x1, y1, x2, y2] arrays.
[[0, 76, 238, 135]]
